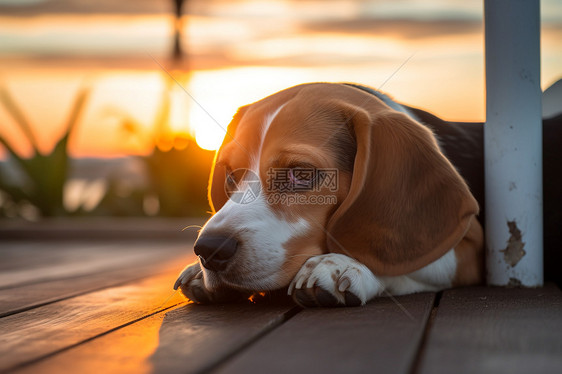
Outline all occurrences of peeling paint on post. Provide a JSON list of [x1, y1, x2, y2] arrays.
[[500, 221, 526, 267], [484, 0, 543, 286]]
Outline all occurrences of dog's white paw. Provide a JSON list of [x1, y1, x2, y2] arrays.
[[288, 254, 383, 307], [173, 262, 250, 304]]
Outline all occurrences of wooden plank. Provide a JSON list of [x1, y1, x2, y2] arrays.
[[0, 242, 93, 273], [0, 269, 189, 372], [0, 217, 205, 241], [13, 297, 298, 374], [0, 252, 196, 318], [0, 241, 191, 289], [418, 285, 562, 374], [215, 292, 436, 374]]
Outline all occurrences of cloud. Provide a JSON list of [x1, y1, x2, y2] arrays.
[[0, 0, 170, 16], [301, 17, 482, 40]]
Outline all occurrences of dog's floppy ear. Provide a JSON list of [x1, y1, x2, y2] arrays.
[[208, 154, 228, 214], [326, 104, 479, 276], [208, 106, 248, 213]]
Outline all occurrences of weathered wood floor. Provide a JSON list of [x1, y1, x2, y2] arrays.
[[1, 220, 561, 374]]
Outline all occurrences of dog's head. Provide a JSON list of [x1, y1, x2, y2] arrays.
[[194, 83, 478, 292]]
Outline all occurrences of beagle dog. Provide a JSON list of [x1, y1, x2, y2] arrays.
[[174, 82, 484, 307]]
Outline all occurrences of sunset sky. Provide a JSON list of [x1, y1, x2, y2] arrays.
[[0, 0, 561, 157]]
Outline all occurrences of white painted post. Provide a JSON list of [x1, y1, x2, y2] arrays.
[[484, 0, 543, 286]]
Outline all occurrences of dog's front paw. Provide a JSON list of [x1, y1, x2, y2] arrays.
[[288, 254, 382, 307], [173, 263, 250, 304]]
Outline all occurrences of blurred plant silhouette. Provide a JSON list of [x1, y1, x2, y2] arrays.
[[0, 87, 89, 217], [113, 73, 215, 217], [0, 72, 216, 219], [145, 139, 214, 216]]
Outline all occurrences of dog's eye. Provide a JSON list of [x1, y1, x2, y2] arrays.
[[288, 167, 316, 191], [225, 169, 237, 188], [266, 165, 318, 193]]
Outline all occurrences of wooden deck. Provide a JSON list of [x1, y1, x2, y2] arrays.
[[1, 220, 561, 374]]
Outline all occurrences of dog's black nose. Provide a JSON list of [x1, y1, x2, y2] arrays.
[[194, 235, 238, 272]]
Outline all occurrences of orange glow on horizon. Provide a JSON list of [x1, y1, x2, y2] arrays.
[[0, 62, 512, 158], [1, 0, 561, 157], [5, 54, 562, 158]]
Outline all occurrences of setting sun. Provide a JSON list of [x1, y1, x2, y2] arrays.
[[194, 124, 224, 151], [188, 94, 229, 151], [186, 67, 314, 152]]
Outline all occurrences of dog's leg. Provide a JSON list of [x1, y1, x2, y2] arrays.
[[288, 251, 458, 307], [288, 253, 383, 307], [173, 263, 251, 304]]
